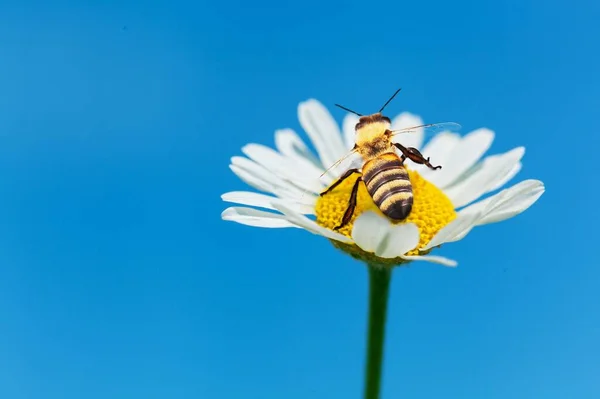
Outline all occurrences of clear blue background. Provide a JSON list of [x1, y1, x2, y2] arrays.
[[0, 1, 598, 398]]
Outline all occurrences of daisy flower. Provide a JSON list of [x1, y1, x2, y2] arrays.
[[221, 99, 544, 267]]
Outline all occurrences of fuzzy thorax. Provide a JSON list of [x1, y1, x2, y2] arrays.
[[355, 120, 392, 160]]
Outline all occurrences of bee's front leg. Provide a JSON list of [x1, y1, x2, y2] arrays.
[[394, 143, 442, 170]]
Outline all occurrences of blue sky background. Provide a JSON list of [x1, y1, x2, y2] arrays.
[[0, 1, 598, 398]]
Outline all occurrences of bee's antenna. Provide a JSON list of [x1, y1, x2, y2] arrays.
[[378, 88, 402, 113], [335, 103, 362, 117]]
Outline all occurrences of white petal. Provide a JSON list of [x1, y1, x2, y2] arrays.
[[426, 128, 495, 188], [445, 147, 525, 208], [230, 156, 306, 199], [350, 211, 386, 253], [241, 144, 324, 193], [275, 128, 311, 157], [351, 212, 420, 258], [476, 180, 545, 225], [445, 216, 479, 243], [273, 202, 352, 243], [221, 207, 298, 228], [391, 112, 424, 150], [488, 162, 522, 192], [421, 131, 461, 159], [421, 212, 481, 250], [379, 223, 420, 258], [400, 254, 458, 267], [230, 164, 276, 195], [457, 182, 512, 217], [221, 191, 316, 215], [342, 114, 360, 150], [274, 129, 325, 178], [411, 132, 461, 176], [298, 99, 347, 170], [229, 163, 317, 208], [447, 159, 522, 197]]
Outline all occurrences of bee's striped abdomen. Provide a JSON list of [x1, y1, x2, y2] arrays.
[[362, 152, 413, 221]]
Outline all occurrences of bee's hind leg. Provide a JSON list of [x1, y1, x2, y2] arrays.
[[394, 143, 442, 170], [334, 176, 362, 231]]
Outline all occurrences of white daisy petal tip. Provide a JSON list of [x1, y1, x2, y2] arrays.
[[401, 254, 458, 267], [528, 180, 545, 195], [392, 111, 423, 125], [465, 179, 546, 226], [297, 98, 346, 169], [221, 191, 316, 215], [445, 145, 529, 208], [220, 207, 234, 220], [351, 211, 420, 259], [298, 98, 320, 108], [221, 207, 297, 228]]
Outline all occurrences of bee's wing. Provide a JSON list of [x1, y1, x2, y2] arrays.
[[319, 148, 358, 179], [390, 122, 461, 142]]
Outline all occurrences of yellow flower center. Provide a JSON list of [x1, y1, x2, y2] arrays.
[[315, 169, 457, 266]]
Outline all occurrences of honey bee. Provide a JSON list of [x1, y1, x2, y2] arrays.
[[320, 88, 460, 230]]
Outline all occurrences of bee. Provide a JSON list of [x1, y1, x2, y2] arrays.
[[320, 88, 460, 230]]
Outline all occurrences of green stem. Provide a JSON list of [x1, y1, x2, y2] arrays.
[[363, 265, 392, 399]]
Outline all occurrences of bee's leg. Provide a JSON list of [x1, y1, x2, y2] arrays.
[[334, 176, 362, 231], [320, 168, 360, 196], [394, 143, 442, 170]]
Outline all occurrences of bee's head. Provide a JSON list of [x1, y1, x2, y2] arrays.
[[355, 113, 392, 132], [334, 88, 401, 135]]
